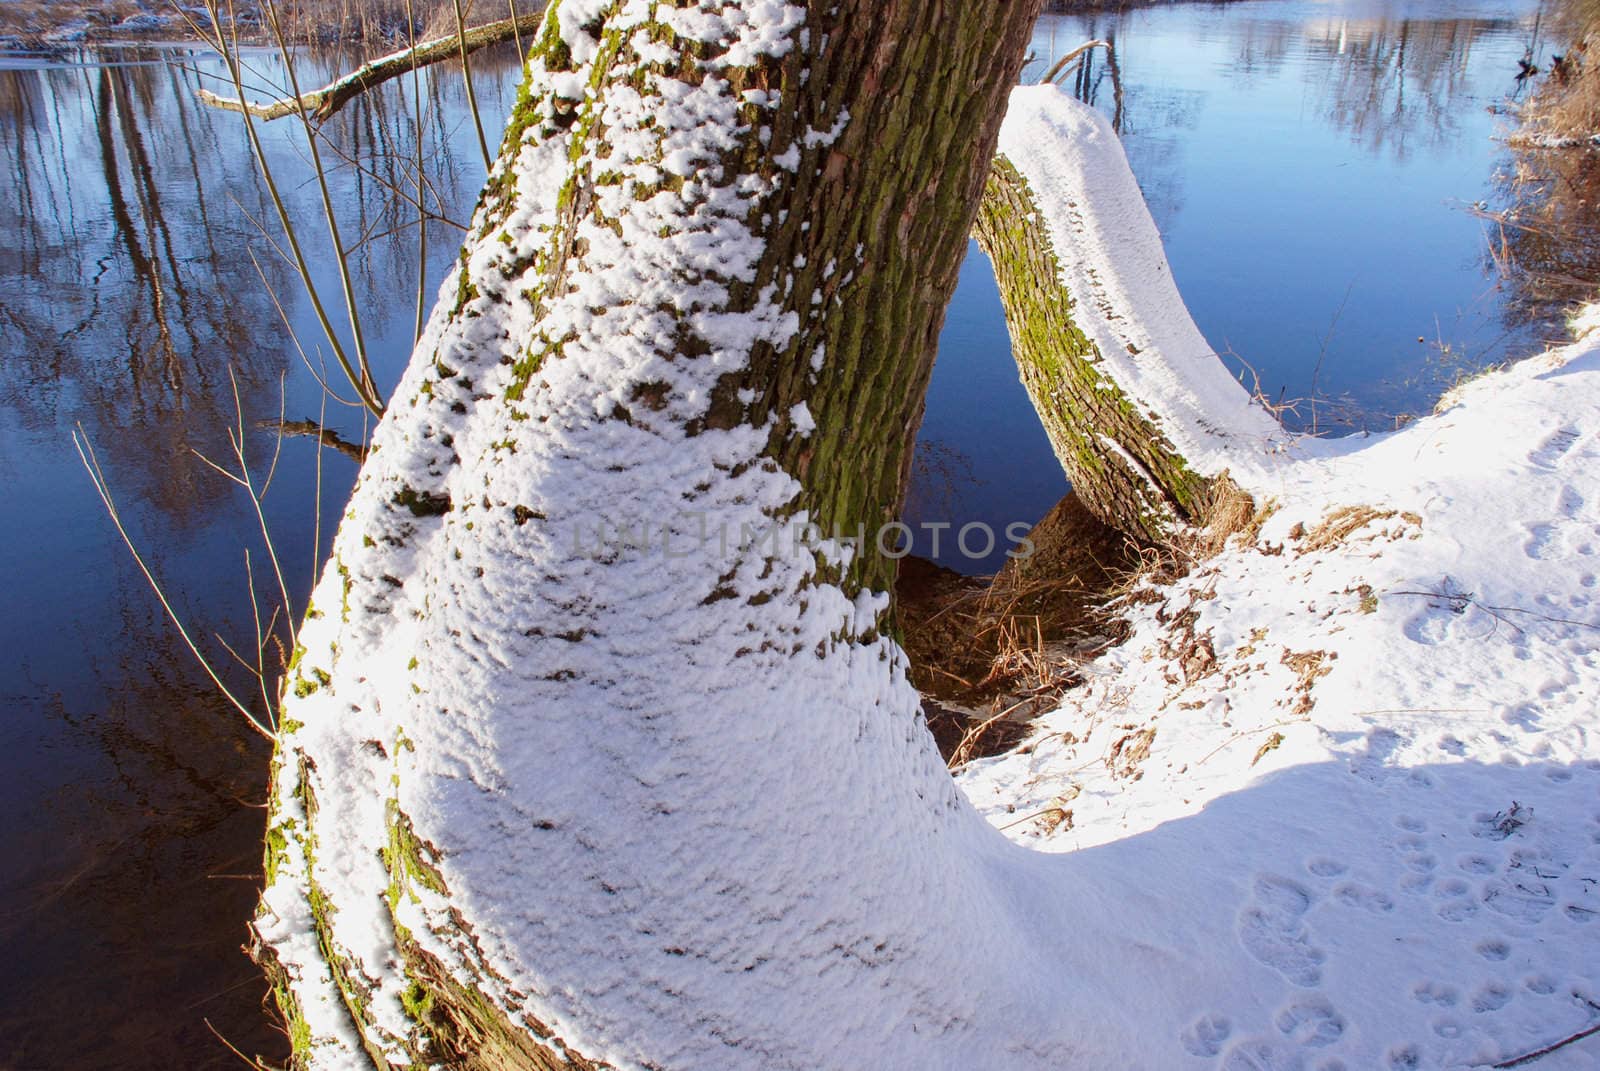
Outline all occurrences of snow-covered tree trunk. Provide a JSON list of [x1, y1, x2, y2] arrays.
[[975, 87, 1284, 543], [252, 3, 1049, 1068]]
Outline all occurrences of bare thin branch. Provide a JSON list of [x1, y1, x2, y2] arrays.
[[74, 428, 273, 740]]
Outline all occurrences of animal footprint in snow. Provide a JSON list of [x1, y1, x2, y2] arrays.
[[1559, 485, 1586, 519], [1403, 610, 1451, 646], [1386, 1042, 1422, 1069], [1179, 1013, 1230, 1057], [1332, 882, 1395, 913], [1413, 981, 1460, 1007], [1471, 982, 1513, 1013], [1306, 858, 1347, 878], [1221, 1037, 1307, 1070], [1525, 524, 1557, 561], [1399, 872, 1433, 895], [1531, 425, 1580, 469], [1500, 703, 1542, 731], [1475, 939, 1510, 961], [1275, 997, 1346, 1047], [1239, 876, 1325, 987], [1459, 855, 1496, 875], [1525, 974, 1558, 995]]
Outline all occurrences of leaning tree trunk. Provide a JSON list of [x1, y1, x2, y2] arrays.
[[252, 3, 1056, 1069], [974, 86, 1285, 543]]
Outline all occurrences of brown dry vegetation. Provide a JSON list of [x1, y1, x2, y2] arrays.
[[896, 493, 1136, 763], [1483, 0, 1600, 323], [897, 477, 1281, 766], [1296, 504, 1421, 554]]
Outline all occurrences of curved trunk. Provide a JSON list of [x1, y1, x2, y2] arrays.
[[975, 86, 1285, 542], [245, 16, 1600, 1071], [254, 2, 1046, 1067]]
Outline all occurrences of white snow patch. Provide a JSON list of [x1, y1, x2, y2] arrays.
[[788, 401, 815, 435], [962, 301, 1600, 1070]]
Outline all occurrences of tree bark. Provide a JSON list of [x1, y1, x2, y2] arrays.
[[254, 3, 1044, 1068], [195, 16, 1262, 550]]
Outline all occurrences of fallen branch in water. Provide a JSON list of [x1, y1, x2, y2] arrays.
[[195, 12, 544, 122]]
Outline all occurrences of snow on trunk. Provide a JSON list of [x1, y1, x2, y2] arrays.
[[977, 87, 1288, 542], [251, 3, 1074, 1067]]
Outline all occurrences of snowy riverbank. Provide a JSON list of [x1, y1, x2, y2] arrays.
[[961, 299, 1600, 1067]]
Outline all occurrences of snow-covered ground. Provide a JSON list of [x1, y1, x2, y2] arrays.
[[257, 12, 1600, 1067], [961, 317, 1600, 1066], [957, 92, 1600, 1071], [0, 2, 184, 46]]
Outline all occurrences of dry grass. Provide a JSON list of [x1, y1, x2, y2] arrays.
[[1297, 505, 1422, 554], [1550, 0, 1600, 117], [1300, 505, 1395, 553], [1106, 726, 1156, 780], [906, 480, 1269, 766], [1507, 3, 1599, 149], [1281, 649, 1335, 715], [1479, 2, 1600, 324], [1489, 138, 1600, 322], [1526, 46, 1600, 145], [1096, 475, 1276, 612], [1196, 474, 1274, 556], [896, 495, 1135, 765]]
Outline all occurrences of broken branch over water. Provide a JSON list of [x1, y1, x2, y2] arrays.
[[195, 12, 544, 122]]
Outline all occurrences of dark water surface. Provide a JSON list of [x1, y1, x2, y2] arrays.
[[0, 3, 1563, 1065], [0, 41, 518, 1067]]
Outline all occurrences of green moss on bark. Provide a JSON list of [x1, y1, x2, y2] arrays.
[[974, 156, 1214, 543]]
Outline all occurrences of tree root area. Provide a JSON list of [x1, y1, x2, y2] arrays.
[[895, 492, 1136, 764]]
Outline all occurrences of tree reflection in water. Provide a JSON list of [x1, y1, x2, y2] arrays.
[[1306, 13, 1529, 160], [0, 40, 524, 1068]]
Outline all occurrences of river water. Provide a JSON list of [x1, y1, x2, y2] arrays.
[[0, 2, 1560, 1065]]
